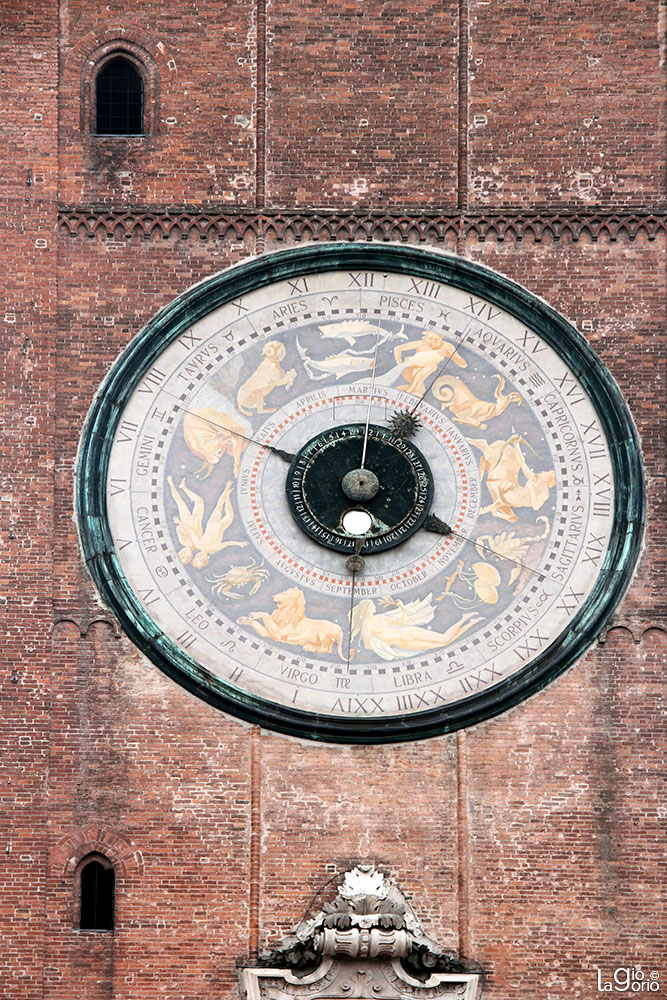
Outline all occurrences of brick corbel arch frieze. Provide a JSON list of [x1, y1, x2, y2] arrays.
[[56, 210, 667, 245]]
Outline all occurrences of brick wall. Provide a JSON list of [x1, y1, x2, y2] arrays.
[[467, 0, 665, 209], [1, 1, 665, 998], [0, 5, 58, 996]]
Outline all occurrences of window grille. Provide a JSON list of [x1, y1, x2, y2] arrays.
[[95, 56, 143, 135]]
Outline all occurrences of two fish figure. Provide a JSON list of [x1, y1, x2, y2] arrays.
[[297, 320, 405, 381]]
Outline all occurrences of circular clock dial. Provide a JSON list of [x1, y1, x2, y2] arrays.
[[77, 244, 644, 743]]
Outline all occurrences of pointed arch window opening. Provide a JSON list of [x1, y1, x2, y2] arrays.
[[95, 56, 144, 136]]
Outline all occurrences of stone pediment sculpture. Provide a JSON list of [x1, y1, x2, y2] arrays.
[[242, 867, 482, 1000]]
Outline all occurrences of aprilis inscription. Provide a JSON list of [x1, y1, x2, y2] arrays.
[[77, 244, 644, 743]]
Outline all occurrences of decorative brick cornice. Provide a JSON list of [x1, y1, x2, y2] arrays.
[[58, 210, 260, 242], [57, 209, 667, 244], [52, 612, 121, 637], [598, 622, 667, 645]]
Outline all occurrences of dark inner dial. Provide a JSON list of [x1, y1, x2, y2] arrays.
[[286, 424, 434, 553]]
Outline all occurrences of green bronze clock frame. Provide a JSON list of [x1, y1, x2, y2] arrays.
[[77, 243, 645, 744]]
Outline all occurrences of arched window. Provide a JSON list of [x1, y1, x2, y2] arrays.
[[79, 855, 115, 930], [95, 56, 144, 135]]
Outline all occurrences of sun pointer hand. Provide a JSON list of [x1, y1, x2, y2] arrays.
[[421, 514, 551, 585], [344, 536, 367, 670], [360, 321, 383, 470]]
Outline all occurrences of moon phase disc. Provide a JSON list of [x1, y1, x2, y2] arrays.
[[285, 424, 434, 554]]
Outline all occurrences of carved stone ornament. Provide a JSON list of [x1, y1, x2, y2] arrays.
[[242, 867, 482, 1000]]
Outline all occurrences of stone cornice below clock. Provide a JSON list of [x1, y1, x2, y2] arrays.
[[252, 866, 477, 977], [244, 866, 482, 1000], [56, 208, 667, 244]]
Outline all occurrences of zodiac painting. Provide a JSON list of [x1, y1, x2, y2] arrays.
[[183, 407, 248, 478], [239, 587, 345, 657], [351, 594, 482, 661], [208, 560, 269, 599], [438, 560, 502, 609], [167, 477, 247, 569], [468, 434, 556, 522], [432, 374, 522, 429], [393, 331, 467, 396], [296, 337, 376, 381], [317, 319, 401, 347], [237, 340, 296, 415], [475, 517, 550, 586]]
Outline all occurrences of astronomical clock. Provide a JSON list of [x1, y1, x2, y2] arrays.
[[77, 244, 644, 742]]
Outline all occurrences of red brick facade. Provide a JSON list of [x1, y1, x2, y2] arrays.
[[1, 3, 665, 999]]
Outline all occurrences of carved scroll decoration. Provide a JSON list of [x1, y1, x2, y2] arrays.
[[242, 866, 482, 1000]]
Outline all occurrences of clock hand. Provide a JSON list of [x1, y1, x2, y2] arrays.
[[422, 513, 453, 535], [359, 323, 383, 470], [345, 536, 366, 574], [162, 392, 296, 463], [343, 536, 367, 669], [407, 318, 474, 418], [388, 408, 421, 440], [423, 515, 552, 585], [345, 570, 357, 671]]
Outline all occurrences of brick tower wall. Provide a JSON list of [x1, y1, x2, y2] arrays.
[[1, 2, 665, 998]]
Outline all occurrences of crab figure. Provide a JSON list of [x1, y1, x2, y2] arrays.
[[208, 559, 269, 599]]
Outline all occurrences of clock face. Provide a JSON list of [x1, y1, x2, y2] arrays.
[[78, 244, 644, 743]]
